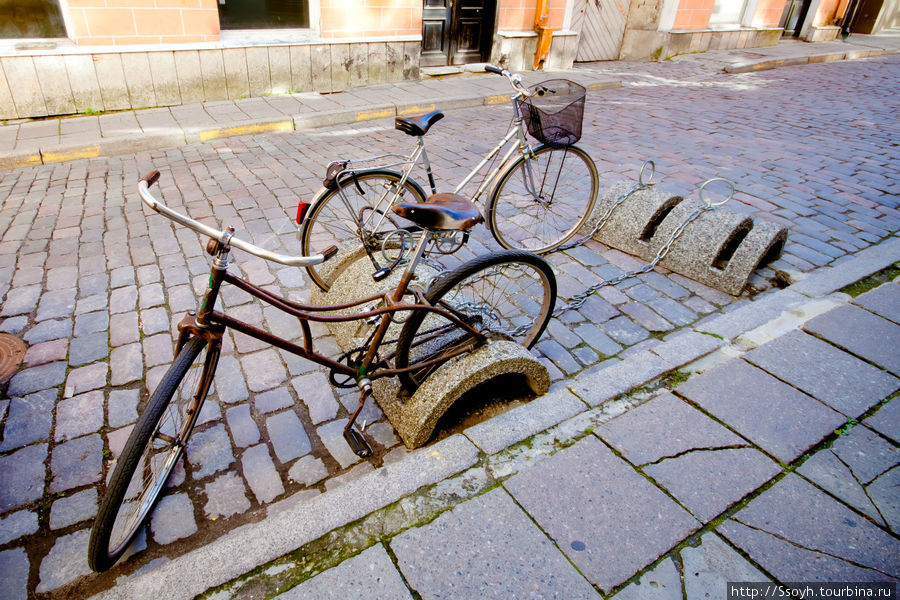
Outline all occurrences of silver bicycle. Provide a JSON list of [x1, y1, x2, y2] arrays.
[[297, 65, 600, 291]]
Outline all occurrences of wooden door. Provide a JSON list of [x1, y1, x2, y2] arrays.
[[779, 0, 810, 36], [422, 0, 495, 66], [571, 0, 629, 62]]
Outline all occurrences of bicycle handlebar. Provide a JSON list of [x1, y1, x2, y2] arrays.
[[138, 171, 336, 268], [484, 65, 530, 96]]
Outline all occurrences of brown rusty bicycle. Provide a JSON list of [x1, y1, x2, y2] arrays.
[[88, 170, 556, 572]]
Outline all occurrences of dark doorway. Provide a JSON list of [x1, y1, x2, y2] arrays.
[[779, 0, 811, 36], [849, 0, 884, 33], [421, 0, 496, 67]]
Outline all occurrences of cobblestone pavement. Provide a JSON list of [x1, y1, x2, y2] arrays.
[[0, 54, 898, 598]]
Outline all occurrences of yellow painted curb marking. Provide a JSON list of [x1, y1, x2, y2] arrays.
[[198, 121, 293, 142], [486, 94, 511, 105], [357, 108, 395, 121], [397, 104, 436, 116], [41, 146, 101, 164], [3, 154, 43, 168]]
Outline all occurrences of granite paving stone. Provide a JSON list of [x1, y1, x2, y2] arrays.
[[610, 557, 682, 599], [597, 391, 745, 465], [645, 447, 781, 522], [822, 424, 900, 485], [22, 318, 72, 345], [203, 472, 251, 519], [0, 389, 55, 451], [186, 423, 235, 479], [107, 388, 139, 428], [54, 390, 104, 441], [0, 509, 38, 546], [680, 533, 772, 599], [391, 487, 600, 600], [50, 434, 102, 492], [225, 404, 260, 448], [803, 304, 900, 375], [0, 443, 47, 508], [49, 488, 97, 530], [316, 419, 362, 469], [68, 331, 109, 366], [7, 361, 67, 396], [242, 348, 287, 392], [602, 315, 650, 345], [620, 302, 674, 332], [574, 322, 623, 356], [109, 285, 137, 313], [504, 436, 700, 593], [744, 330, 898, 417], [364, 421, 399, 449], [142, 333, 174, 368], [213, 355, 249, 404], [0, 285, 40, 316], [718, 474, 900, 582], [73, 310, 108, 336], [24, 338, 67, 366], [64, 362, 108, 397], [292, 373, 339, 424], [676, 360, 846, 463], [35, 529, 92, 593], [150, 492, 198, 544], [852, 282, 900, 324], [241, 443, 285, 503], [865, 397, 900, 444], [275, 544, 413, 600], [36, 289, 76, 321], [254, 387, 294, 413], [287, 455, 329, 487], [266, 410, 312, 463]]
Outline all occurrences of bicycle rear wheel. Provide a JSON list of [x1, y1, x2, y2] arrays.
[[89, 335, 217, 572], [394, 250, 556, 392], [300, 170, 428, 292], [487, 144, 598, 254]]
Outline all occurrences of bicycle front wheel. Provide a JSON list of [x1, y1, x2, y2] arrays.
[[89, 335, 217, 572], [487, 144, 598, 254], [300, 170, 428, 292], [394, 250, 556, 392]]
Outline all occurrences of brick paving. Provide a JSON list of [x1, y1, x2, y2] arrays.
[[0, 54, 898, 598]]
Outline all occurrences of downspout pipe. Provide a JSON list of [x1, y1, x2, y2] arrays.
[[534, 0, 553, 69]]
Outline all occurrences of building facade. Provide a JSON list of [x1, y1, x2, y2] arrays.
[[0, 0, 883, 120]]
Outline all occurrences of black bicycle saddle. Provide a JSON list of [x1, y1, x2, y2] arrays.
[[395, 111, 444, 137], [392, 193, 484, 231]]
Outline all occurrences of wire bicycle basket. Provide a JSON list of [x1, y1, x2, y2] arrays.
[[516, 79, 586, 148]]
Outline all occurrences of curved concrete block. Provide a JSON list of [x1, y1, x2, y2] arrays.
[[373, 341, 550, 448], [583, 182, 788, 295]]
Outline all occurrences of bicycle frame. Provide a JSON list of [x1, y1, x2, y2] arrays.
[[332, 93, 538, 238], [180, 231, 489, 387]]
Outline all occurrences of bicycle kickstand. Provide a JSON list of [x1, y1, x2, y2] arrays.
[[343, 381, 374, 458]]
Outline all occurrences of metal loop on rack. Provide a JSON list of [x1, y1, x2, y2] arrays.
[[698, 177, 735, 207], [639, 160, 656, 187]]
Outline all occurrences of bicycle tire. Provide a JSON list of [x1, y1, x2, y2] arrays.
[[300, 170, 428, 292], [89, 336, 215, 572], [487, 144, 598, 254], [394, 250, 556, 392]]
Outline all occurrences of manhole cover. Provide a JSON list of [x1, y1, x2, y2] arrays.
[[0, 333, 26, 384]]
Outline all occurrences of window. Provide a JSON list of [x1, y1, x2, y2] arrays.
[[709, 0, 749, 27], [0, 0, 66, 39], [217, 0, 310, 30]]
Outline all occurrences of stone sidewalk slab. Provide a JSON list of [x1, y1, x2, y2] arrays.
[[676, 360, 846, 463], [275, 544, 413, 600], [803, 304, 900, 376], [718, 474, 900, 582], [391, 487, 599, 600], [503, 436, 700, 593], [743, 330, 899, 418], [865, 397, 900, 444], [853, 281, 900, 324]]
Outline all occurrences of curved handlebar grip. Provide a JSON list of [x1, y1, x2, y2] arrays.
[[321, 245, 338, 261], [484, 65, 504, 75], [142, 170, 161, 188]]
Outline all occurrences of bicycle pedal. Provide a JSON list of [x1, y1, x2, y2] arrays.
[[343, 427, 373, 458]]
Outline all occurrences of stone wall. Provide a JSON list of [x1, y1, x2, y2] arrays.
[[491, 30, 578, 72], [0, 40, 421, 121]]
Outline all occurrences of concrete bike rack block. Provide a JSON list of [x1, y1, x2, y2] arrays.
[[315, 249, 550, 448], [581, 181, 788, 296]]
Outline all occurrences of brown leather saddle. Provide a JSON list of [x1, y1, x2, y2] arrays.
[[392, 193, 484, 231]]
